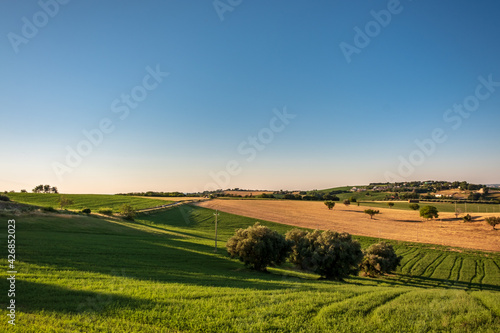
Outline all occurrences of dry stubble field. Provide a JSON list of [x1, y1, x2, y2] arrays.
[[196, 199, 500, 252]]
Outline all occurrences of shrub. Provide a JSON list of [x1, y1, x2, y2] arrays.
[[409, 203, 420, 210], [59, 195, 74, 209], [364, 209, 380, 219], [485, 216, 500, 230], [226, 222, 291, 272], [349, 197, 357, 203], [420, 206, 439, 220], [463, 214, 472, 223], [343, 199, 351, 206], [120, 204, 136, 220], [0, 195, 10, 202], [324, 201, 335, 210], [97, 208, 113, 216], [81, 208, 91, 214], [387, 202, 394, 208], [286, 229, 363, 280], [360, 242, 402, 277]]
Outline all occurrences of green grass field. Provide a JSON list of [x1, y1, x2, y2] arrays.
[[359, 200, 500, 214], [5, 193, 172, 213], [1, 205, 499, 332]]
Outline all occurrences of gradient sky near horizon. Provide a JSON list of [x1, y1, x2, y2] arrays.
[[1, 0, 499, 194]]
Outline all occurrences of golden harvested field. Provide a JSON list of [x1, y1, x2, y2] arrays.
[[196, 199, 500, 252], [135, 196, 208, 202], [223, 190, 274, 196]]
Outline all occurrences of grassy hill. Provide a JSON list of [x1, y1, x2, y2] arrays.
[[1, 205, 499, 332], [5, 193, 172, 212]]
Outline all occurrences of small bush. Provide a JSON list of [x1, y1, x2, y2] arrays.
[[387, 202, 394, 208], [485, 216, 500, 230], [343, 199, 351, 206], [227, 222, 291, 272], [0, 195, 10, 202], [286, 229, 363, 280], [98, 208, 113, 216], [463, 214, 472, 223], [120, 204, 136, 220], [360, 242, 402, 277], [409, 204, 420, 210], [420, 206, 439, 220], [81, 208, 91, 214], [364, 209, 380, 219], [59, 195, 74, 209], [324, 201, 335, 210]]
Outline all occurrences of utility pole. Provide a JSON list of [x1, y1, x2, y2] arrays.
[[214, 210, 219, 253]]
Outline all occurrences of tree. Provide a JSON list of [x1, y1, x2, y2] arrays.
[[285, 228, 313, 270], [420, 206, 439, 220], [286, 229, 363, 280], [364, 209, 380, 219], [387, 202, 394, 208], [59, 195, 74, 209], [409, 203, 420, 211], [324, 201, 335, 210], [33, 185, 44, 193], [120, 204, 136, 220], [485, 216, 500, 230], [20, 189, 27, 193], [463, 214, 472, 223], [349, 197, 357, 203], [43, 185, 51, 193], [343, 199, 351, 207], [226, 223, 291, 272], [360, 242, 402, 277], [51, 186, 59, 194]]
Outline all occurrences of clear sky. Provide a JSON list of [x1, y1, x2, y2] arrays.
[[1, 0, 499, 194]]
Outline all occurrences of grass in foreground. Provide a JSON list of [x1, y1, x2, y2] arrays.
[[5, 193, 172, 212], [0, 205, 499, 332]]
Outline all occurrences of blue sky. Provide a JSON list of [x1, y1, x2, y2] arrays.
[[1, 0, 499, 193]]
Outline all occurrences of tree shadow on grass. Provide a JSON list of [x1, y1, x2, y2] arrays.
[[346, 274, 500, 292], [18, 218, 306, 291], [14, 279, 149, 314]]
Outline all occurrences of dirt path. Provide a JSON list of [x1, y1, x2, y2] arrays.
[[195, 200, 500, 252]]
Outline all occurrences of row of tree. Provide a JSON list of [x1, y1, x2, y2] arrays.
[[32, 185, 58, 193], [226, 223, 401, 280]]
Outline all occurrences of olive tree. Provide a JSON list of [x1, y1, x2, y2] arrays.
[[409, 204, 420, 211], [485, 216, 500, 230], [420, 206, 439, 220], [360, 242, 402, 277], [364, 209, 380, 219], [324, 201, 335, 210], [286, 229, 363, 280], [227, 223, 291, 272]]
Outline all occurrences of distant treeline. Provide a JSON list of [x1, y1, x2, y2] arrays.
[[117, 191, 186, 197]]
